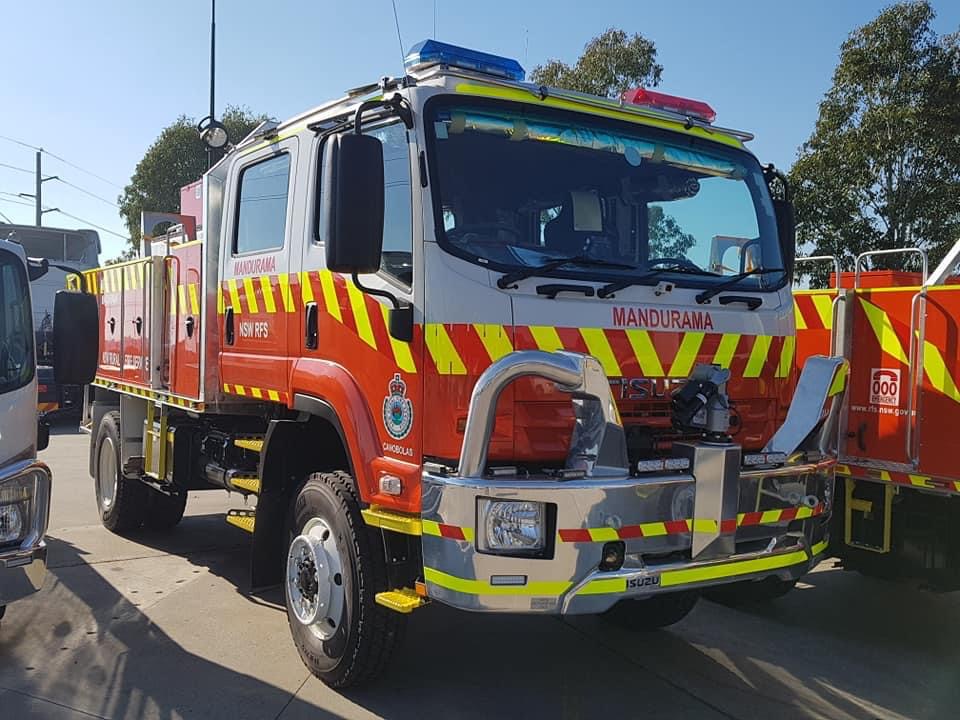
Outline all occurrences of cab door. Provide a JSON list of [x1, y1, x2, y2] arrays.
[[220, 139, 298, 400], [297, 120, 423, 497]]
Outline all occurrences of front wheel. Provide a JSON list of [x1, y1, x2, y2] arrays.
[[604, 591, 699, 631], [285, 471, 404, 688]]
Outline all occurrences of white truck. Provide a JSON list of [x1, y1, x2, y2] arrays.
[[0, 236, 52, 621]]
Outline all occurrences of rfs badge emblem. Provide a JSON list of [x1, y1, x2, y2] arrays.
[[383, 374, 413, 440]]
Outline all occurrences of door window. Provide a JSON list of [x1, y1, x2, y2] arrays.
[[235, 153, 291, 255]]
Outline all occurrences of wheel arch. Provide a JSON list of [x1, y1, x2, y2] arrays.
[[250, 400, 356, 589]]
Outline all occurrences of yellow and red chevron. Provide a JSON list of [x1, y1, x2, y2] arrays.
[[422, 504, 825, 544], [793, 290, 837, 331], [836, 464, 960, 495]]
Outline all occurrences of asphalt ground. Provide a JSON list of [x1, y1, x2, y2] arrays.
[[1, 423, 958, 719]]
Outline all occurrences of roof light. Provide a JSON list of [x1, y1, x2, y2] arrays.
[[404, 39, 525, 81], [621, 88, 716, 124]]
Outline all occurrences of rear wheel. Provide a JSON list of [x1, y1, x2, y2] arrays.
[[604, 591, 699, 631], [705, 577, 797, 606], [285, 471, 404, 688], [94, 411, 147, 533], [144, 490, 188, 531]]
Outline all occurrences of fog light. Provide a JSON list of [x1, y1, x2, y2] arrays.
[[477, 499, 544, 553], [599, 541, 625, 571], [0, 503, 24, 544]]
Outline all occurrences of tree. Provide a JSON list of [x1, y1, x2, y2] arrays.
[[118, 106, 267, 251], [530, 28, 663, 98], [648, 205, 696, 259], [790, 1, 960, 282]]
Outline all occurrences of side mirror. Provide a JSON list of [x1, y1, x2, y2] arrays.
[[53, 290, 99, 385], [323, 133, 385, 273], [773, 198, 796, 281]]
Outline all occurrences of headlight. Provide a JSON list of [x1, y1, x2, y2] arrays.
[[0, 466, 51, 547], [0, 503, 25, 544], [477, 499, 545, 554]]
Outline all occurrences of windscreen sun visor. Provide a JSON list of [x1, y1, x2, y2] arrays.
[[440, 111, 741, 179]]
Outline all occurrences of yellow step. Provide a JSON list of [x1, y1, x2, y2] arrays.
[[361, 506, 422, 536], [226, 509, 256, 533], [234, 437, 264, 453], [375, 588, 426, 614], [229, 474, 261, 494]]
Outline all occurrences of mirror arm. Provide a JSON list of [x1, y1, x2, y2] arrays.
[[48, 262, 90, 293], [352, 94, 414, 134], [351, 272, 403, 310]]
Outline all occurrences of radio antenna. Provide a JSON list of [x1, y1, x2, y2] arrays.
[[390, 0, 405, 70]]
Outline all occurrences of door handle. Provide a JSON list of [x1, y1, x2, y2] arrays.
[[185, 316, 195, 338], [305, 302, 318, 349], [225, 307, 235, 345]]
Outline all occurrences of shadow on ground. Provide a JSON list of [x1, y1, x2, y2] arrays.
[[3, 510, 958, 718]]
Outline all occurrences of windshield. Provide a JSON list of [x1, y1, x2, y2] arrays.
[[0, 249, 35, 394], [427, 100, 783, 289]]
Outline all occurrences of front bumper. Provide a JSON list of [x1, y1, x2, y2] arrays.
[[0, 460, 52, 606], [420, 350, 838, 615], [422, 461, 831, 614]]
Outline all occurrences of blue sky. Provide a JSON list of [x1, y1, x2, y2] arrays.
[[1, 1, 958, 260]]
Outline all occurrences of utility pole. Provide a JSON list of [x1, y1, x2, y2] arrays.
[[35, 151, 41, 226], [21, 150, 58, 227]]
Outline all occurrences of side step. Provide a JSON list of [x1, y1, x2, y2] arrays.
[[226, 509, 256, 533], [375, 588, 427, 614], [234, 437, 264, 453], [228, 473, 261, 495]]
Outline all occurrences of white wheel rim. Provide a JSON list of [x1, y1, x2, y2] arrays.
[[98, 435, 118, 511], [286, 517, 345, 641]]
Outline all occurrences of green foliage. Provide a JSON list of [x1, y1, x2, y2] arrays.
[[118, 106, 267, 250], [530, 28, 663, 98], [648, 205, 696, 259], [790, 1, 960, 282]]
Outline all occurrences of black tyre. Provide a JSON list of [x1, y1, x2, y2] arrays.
[[0, 605, 6, 621], [144, 490, 188, 531], [94, 411, 147, 533], [285, 471, 404, 688], [604, 591, 699, 630], [705, 577, 797, 606]]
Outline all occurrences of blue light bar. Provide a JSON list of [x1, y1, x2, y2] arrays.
[[404, 39, 525, 82]]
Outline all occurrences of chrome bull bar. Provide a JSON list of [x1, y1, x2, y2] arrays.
[[421, 350, 840, 614]]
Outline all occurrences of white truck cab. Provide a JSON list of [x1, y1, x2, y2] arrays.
[[0, 236, 52, 619]]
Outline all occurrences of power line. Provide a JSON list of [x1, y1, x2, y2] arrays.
[[41, 148, 123, 190], [53, 177, 119, 208], [0, 190, 128, 240], [0, 134, 123, 189], [1, 161, 119, 207], [0, 161, 34, 174], [0, 209, 11, 223], [48, 208, 129, 241], [0, 134, 40, 151]]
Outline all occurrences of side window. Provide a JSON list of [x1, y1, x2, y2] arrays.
[[369, 123, 413, 285], [235, 153, 291, 255]]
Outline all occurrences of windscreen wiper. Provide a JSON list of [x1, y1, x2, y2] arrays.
[[497, 255, 636, 289], [596, 264, 717, 298], [695, 267, 784, 305]]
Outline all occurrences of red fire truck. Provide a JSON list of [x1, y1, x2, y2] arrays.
[[796, 246, 960, 589], [56, 40, 848, 687]]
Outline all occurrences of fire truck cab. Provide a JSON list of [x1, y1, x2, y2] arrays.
[[59, 40, 848, 687]]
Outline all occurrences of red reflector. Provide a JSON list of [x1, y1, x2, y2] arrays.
[[622, 88, 716, 124], [37, 385, 49, 393]]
